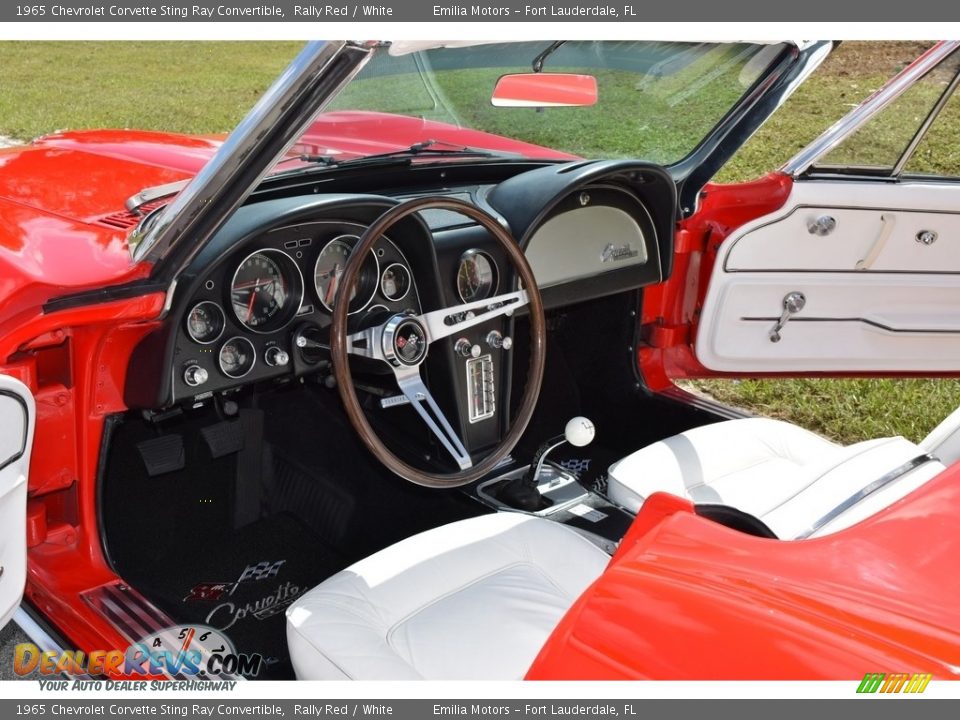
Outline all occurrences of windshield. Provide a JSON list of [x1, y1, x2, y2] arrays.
[[285, 41, 789, 168]]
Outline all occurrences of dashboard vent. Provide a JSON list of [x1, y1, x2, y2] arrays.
[[95, 199, 169, 231]]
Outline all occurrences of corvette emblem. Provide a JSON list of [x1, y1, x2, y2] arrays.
[[600, 243, 639, 262], [393, 320, 427, 364]]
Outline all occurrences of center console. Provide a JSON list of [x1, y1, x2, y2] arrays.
[[468, 416, 634, 553]]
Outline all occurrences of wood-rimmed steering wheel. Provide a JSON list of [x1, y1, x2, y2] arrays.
[[329, 197, 546, 488]]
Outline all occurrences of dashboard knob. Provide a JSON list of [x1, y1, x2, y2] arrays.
[[183, 364, 208, 388], [486, 331, 513, 350], [265, 346, 290, 367], [455, 338, 481, 359]]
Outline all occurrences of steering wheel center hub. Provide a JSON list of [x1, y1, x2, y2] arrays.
[[382, 313, 429, 367]]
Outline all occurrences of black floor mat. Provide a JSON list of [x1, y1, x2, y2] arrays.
[[102, 393, 488, 680], [135, 513, 344, 680]]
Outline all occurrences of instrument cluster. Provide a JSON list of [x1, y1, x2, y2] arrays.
[[173, 219, 420, 400]]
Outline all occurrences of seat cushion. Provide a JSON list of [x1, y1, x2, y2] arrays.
[[285, 512, 610, 680], [608, 418, 944, 539]]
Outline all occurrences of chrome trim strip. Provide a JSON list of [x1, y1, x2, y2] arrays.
[[796, 454, 936, 539], [740, 315, 960, 335], [782, 41, 960, 177], [13, 607, 83, 669]]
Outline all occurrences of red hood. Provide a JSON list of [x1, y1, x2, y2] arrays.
[[294, 110, 574, 162], [0, 110, 570, 222], [0, 111, 569, 326]]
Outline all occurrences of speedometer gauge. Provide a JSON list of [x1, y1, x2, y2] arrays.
[[314, 235, 379, 314], [456, 250, 498, 303], [230, 249, 303, 333]]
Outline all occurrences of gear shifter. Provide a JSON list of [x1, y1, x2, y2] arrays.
[[496, 416, 595, 511]]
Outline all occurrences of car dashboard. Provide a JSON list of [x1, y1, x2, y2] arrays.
[[125, 159, 677, 466]]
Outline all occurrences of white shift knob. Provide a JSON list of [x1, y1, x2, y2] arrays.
[[564, 416, 595, 447]]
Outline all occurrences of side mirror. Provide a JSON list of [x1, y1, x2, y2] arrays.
[[491, 73, 598, 108]]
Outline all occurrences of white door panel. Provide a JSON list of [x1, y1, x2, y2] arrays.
[[0, 374, 33, 629], [697, 181, 960, 372], [727, 205, 960, 273]]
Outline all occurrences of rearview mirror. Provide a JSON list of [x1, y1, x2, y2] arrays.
[[491, 73, 598, 108]]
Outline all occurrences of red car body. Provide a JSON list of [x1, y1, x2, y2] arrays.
[[2, 41, 959, 681]]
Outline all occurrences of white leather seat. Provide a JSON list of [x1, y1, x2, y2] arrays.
[[608, 417, 945, 539], [285, 512, 610, 680]]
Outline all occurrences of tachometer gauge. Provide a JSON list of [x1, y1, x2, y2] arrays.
[[186, 301, 225, 344], [314, 235, 379, 314], [218, 337, 256, 379], [456, 250, 498, 303], [380, 263, 412, 302]]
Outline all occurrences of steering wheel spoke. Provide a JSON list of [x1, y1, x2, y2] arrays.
[[345, 325, 382, 360], [395, 366, 472, 470], [420, 289, 529, 343]]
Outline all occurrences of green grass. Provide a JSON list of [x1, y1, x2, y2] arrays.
[[0, 42, 301, 139], [1, 41, 956, 444], [687, 378, 960, 445]]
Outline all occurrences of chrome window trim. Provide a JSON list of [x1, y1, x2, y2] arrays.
[[891, 67, 960, 177], [132, 40, 377, 278], [782, 41, 960, 177]]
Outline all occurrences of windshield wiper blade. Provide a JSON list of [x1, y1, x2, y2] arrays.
[[298, 139, 522, 169]]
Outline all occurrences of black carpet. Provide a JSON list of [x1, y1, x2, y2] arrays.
[[101, 386, 487, 680], [142, 513, 343, 680]]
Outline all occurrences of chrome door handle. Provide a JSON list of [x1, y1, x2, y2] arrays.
[[769, 291, 806, 343]]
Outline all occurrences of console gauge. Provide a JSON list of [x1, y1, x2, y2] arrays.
[[230, 249, 303, 333], [456, 250, 498, 303], [186, 301, 225, 344], [218, 337, 256, 379], [314, 235, 379, 314]]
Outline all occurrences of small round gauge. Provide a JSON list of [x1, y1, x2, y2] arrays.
[[230, 249, 303, 333], [186, 301, 225, 344], [380, 263, 412, 302], [314, 235, 379, 314], [456, 250, 498, 303], [218, 336, 256, 379]]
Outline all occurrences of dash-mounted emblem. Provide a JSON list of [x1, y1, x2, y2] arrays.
[[600, 243, 639, 263]]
